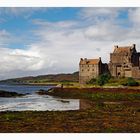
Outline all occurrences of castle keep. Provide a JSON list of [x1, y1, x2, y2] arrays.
[[79, 44, 140, 84]]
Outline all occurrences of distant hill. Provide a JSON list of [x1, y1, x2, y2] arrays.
[[0, 72, 79, 84]]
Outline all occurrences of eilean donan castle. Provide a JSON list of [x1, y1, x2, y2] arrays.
[[79, 44, 140, 84]]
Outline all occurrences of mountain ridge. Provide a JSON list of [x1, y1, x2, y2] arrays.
[[0, 72, 79, 84]]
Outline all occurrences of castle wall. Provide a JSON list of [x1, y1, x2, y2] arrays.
[[132, 53, 140, 66], [79, 63, 100, 84], [124, 69, 132, 77], [110, 53, 125, 64], [101, 63, 110, 74], [109, 64, 133, 78], [109, 45, 139, 78], [132, 67, 140, 79]]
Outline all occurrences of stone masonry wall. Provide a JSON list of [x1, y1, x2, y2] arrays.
[[79, 64, 99, 84]]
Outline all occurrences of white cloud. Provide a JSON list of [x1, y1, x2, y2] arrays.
[[0, 47, 42, 71], [0, 7, 48, 17], [128, 8, 140, 25], [0, 30, 12, 46], [79, 8, 123, 23], [0, 8, 140, 80]]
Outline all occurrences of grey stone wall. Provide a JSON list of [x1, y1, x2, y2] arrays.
[[79, 63, 100, 84]]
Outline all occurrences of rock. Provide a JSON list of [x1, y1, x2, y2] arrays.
[[36, 89, 47, 95], [0, 90, 24, 97], [57, 99, 70, 103]]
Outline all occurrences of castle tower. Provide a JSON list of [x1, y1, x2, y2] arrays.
[[79, 57, 103, 84], [109, 44, 140, 78]]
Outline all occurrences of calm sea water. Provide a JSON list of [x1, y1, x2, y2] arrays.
[[0, 84, 53, 94], [0, 84, 79, 111]]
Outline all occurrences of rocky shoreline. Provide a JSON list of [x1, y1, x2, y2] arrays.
[[36, 87, 140, 100], [0, 90, 25, 97]]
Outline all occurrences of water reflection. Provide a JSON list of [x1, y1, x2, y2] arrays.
[[0, 84, 92, 111], [0, 94, 80, 111]]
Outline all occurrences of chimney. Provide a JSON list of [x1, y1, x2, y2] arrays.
[[114, 45, 118, 49], [132, 44, 136, 49], [84, 58, 87, 61], [80, 58, 83, 61]]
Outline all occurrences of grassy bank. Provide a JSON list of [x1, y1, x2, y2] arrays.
[[42, 87, 140, 101]]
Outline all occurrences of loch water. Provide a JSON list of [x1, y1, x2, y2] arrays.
[[0, 84, 80, 111]]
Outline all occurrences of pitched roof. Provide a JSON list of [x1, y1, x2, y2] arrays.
[[114, 47, 131, 53], [113, 44, 137, 54], [80, 58, 101, 65]]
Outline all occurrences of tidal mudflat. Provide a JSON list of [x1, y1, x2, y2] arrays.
[[0, 86, 140, 132]]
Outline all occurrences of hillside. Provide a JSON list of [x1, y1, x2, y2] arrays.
[[0, 72, 79, 84]]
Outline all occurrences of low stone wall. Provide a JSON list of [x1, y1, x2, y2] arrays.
[[132, 67, 140, 79]]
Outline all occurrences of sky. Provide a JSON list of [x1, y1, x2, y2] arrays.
[[0, 7, 140, 80]]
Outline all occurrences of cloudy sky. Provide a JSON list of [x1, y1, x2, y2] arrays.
[[0, 7, 140, 80]]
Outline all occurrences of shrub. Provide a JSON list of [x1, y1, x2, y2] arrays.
[[96, 73, 111, 86], [119, 78, 128, 86], [108, 77, 119, 83], [127, 77, 139, 86], [86, 78, 96, 84], [120, 77, 139, 86]]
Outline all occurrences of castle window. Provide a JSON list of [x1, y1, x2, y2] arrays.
[[87, 69, 89, 71], [125, 65, 128, 68], [123, 65, 128, 68], [118, 72, 120, 76], [92, 69, 94, 71]]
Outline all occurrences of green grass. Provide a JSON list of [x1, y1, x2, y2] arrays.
[[2, 113, 25, 121], [87, 77, 140, 87], [48, 89, 140, 101], [80, 93, 137, 102]]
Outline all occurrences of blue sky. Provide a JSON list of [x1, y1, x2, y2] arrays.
[[0, 8, 140, 79], [0, 8, 131, 49], [0, 8, 81, 49]]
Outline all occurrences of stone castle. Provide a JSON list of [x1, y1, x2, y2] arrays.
[[79, 44, 140, 84]]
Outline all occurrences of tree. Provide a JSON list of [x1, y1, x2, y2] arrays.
[[96, 73, 111, 86]]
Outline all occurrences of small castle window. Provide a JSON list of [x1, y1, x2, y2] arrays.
[[118, 72, 120, 76], [87, 69, 89, 71], [92, 69, 94, 71]]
